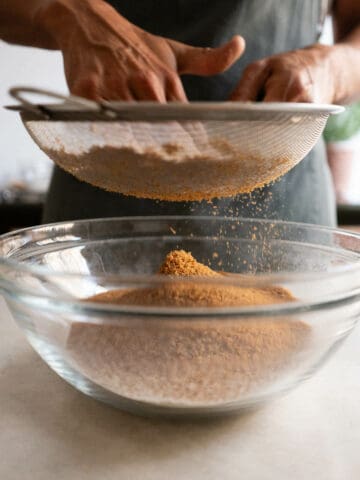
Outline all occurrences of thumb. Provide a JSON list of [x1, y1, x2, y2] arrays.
[[170, 35, 245, 76]]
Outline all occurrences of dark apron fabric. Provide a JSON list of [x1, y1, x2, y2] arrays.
[[43, 0, 336, 226]]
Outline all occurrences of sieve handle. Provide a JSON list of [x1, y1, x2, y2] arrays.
[[8, 86, 103, 119]]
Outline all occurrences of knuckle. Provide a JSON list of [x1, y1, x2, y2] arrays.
[[132, 70, 159, 89], [130, 71, 146, 83], [166, 70, 178, 81], [105, 81, 126, 99], [145, 70, 160, 84], [295, 90, 313, 102], [291, 71, 311, 94], [166, 72, 180, 87], [285, 72, 314, 102], [243, 60, 265, 77], [71, 75, 99, 98]]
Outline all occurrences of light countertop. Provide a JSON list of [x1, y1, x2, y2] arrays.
[[1, 296, 360, 480]]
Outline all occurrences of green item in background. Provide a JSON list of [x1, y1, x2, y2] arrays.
[[324, 102, 360, 143]]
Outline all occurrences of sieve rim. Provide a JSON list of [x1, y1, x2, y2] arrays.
[[100, 101, 345, 115], [8, 101, 345, 121], [7, 86, 345, 120]]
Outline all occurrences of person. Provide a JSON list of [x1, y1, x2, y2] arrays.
[[1, 0, 360, 225]]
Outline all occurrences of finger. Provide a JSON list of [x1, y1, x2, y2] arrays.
[[71, 75, 101, 101], [263, 71, 313, 102], [165, 75, 188, 102], [262, 76, 290, 102], [170, 35, 245, 76], [230, 60, 270, 101], [104, 87, 134, 101], [130, 80, 166, 102], [129, 72, 166, 102], [119, 88, 134, 101], [103, 78, 134, 101]]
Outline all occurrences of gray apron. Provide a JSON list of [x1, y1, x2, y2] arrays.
[[43, 0, 336, 226]]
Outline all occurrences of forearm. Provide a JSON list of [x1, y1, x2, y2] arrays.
[[36, 0, 135, 52], [0, 0, 59, 48], [0, 0, 131, 51], [0, 0, 105, 50], [330, 0, 360, 103]]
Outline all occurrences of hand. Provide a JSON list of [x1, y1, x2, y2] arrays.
[[39, 0, 245, 101], [230, 44, 338, 103]]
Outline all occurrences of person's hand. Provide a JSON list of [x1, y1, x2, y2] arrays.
[[230, 44, 338, 103], [39, 0, 245, 101]]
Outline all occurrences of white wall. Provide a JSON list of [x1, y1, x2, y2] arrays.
[[0, 40, 67, 191]]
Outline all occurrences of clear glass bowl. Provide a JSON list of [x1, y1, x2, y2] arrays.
[[0, 217, 359, 417]]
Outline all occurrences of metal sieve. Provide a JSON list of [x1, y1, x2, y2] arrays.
[[7, 86, 344, 201]]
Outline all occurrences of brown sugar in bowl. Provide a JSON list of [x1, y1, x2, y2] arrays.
[[66, 251, 310, 407]]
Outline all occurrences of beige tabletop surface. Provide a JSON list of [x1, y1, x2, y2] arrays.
[[1, 295, 360, 480]]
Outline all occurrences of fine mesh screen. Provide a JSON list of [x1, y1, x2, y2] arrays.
[[23, 112, 329, 201], [10, 89, 342, 201]]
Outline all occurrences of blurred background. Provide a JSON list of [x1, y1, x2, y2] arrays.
[[0, 40, 66, 231], [0, 17, 359, 232], [321, 16, 360, 218]]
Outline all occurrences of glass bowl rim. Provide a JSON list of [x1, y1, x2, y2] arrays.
[[0, 215, 359, 280], [0, 216, 359, 316]]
